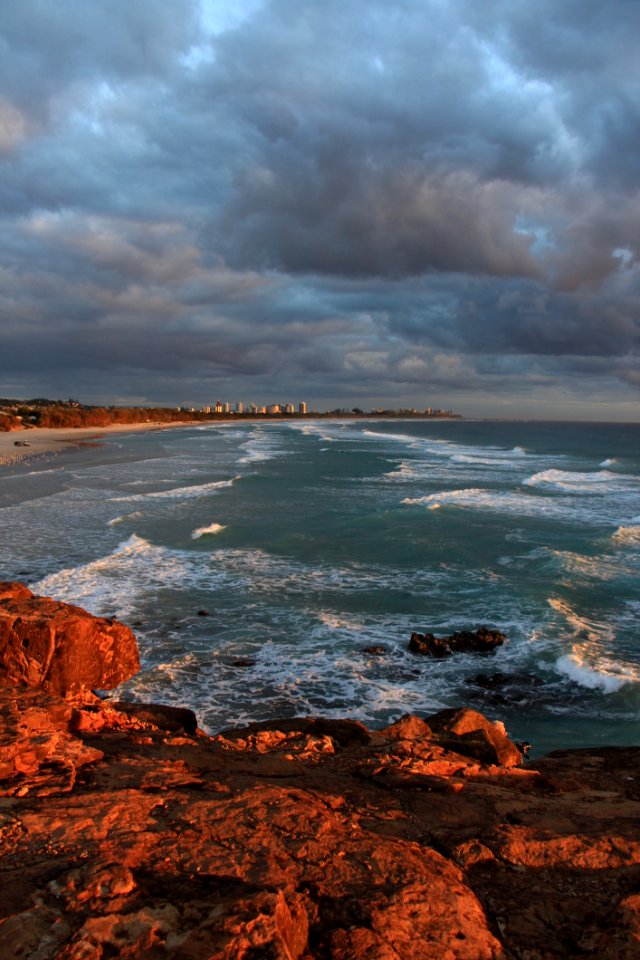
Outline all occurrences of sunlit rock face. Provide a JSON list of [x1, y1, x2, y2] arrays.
[[0, 581, 140, 695], [0, 587, 639, 959]]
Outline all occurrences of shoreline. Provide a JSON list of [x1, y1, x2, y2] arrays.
[[0, 420, 195, 467], [0, 415, 458, 468]]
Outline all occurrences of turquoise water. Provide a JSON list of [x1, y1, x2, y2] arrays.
[[1, 418, 639, 755]]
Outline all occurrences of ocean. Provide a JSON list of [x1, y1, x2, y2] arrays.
[[1, 418, 638, 756]]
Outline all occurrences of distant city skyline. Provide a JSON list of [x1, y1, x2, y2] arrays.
[[0, 1, 638, 422]]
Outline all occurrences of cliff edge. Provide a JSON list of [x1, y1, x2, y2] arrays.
[[0, 583, 638, 959]]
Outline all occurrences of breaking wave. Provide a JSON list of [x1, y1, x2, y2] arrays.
[[555, 654, 639, 693], [191, 522, 226, 539], [402, 488, 580, 521], [383, 460, 417, 480], [523, 469, 636, 494], [113, 475, 241, 502]]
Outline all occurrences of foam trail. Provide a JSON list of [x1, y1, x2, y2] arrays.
[[548, 597, 614, 642], [362, 428, 421, 445]]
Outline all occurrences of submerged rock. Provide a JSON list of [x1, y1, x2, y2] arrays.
[[409, 626, 506, 658], [465, 670, 544, 707]]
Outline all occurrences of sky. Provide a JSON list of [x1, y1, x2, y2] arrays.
[[1, 0, 639, 419]]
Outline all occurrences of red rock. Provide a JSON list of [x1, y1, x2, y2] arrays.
[[422, 707, 523, 768], [377, 714, 433, 741], [426, 707, 496, 736], [0, 584, 139, 695], [1, 687, 639, 959], [0, 581, 33, 602], [220, 715, 371, 747], [0, 588, 639, 959]]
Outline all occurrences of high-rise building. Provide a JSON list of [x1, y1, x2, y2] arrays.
[[235, 401, 243, 414], [268, 404, 281, 414], [298, 402, 307, 415], [214, 401, 223, 414], [285, 403, 295, 414], [223, 402, 230, 414]]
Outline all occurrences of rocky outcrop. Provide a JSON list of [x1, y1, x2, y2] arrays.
[[1, 687, 639, 959], [0, 588, 639, 959], [409, 626, 506, 657], [0, 582, 139, 695]]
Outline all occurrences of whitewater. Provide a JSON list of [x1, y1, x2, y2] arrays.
[[1, 418, 638, 755]]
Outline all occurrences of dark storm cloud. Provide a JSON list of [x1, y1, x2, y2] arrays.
[[0, 0, 639, 414]]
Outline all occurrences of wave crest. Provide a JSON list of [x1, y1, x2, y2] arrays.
[[191, 522, 226, 539], [556, 653, 638, 693], [114, 475, 241, 502]]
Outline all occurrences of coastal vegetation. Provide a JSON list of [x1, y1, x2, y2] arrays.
[[0, 397, 461, 430]]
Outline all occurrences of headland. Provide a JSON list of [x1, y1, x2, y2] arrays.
[[1, 582, 638, 958]]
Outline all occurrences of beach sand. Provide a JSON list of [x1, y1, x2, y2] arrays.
[[0, 422, 191, 467]]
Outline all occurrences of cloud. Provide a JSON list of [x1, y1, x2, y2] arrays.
[[0, 0, 638, 415]]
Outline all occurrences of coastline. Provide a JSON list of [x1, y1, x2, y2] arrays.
[[0, 415, 456, 468], [0, 421, 194, 467]]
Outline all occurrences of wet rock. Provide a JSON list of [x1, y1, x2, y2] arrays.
[[408, 626, 506, 657], [220, 716, 371, 748], [0, 583, 140, 696], [196, 609, 209, 617], [109, 701, 198, 735], [363, 645, 387, 655]]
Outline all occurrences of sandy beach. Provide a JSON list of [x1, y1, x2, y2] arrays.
[[0, 421, 191, 467]]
